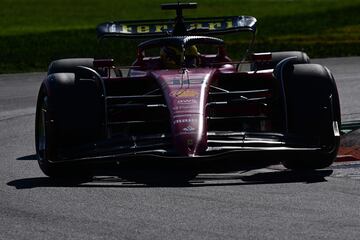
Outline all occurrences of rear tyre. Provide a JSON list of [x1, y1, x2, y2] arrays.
[[48, 58, 94, 74], [279, 64, 340, 169], [251, 51, 310, 70]]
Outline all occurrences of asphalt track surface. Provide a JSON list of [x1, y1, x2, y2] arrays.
[[1, 58, 359, 240]]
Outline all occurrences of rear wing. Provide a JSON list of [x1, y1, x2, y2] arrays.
[[96, 16, 257, 39]]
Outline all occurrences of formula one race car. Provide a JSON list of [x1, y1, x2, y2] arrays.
[[35, 2, 340, 178]]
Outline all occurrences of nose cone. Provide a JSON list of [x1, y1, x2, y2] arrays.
[[172, 113, 207, 156], [152, 69, 214, 157]]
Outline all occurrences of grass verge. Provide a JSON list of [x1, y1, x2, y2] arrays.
[[0, 0, 359, 73]]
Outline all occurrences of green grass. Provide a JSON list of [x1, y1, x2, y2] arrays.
[[0, 0, 360, 73]]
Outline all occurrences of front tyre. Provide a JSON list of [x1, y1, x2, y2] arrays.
[[35, 72, 102, 178], [279, 64, 341, 170], [35, 86, 66, 177]]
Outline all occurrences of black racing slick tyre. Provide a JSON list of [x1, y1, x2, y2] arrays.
[[48, 58, 94, 75], [35, 72, 103, 178], [278, 64, 341, 170], [251, 51, 310, 71], [35, 88, 57, 177]]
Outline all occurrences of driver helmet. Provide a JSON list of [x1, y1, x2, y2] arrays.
[[160, 45, 199, 69], [184, 45, 199, 67]]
